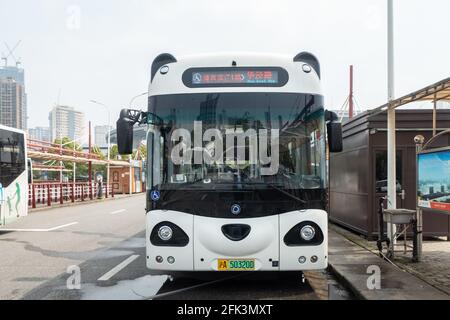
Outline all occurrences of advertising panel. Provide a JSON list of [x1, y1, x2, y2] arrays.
[[418, 148, 450, 214]]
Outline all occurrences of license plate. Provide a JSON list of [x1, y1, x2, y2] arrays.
[[218, 259, 255, 271]]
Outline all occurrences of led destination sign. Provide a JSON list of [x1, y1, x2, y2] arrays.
[[183, 67, 288, 88], [193, 70, 279, 85]]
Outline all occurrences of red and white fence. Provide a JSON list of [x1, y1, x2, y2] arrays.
[[28, 183, 114, 209]]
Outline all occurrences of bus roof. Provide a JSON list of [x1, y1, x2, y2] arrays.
[[0, 124, 26, 135], [148, 52, 322, 97]]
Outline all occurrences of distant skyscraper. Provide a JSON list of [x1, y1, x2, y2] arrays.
[[0, 66, 27, 130], [94, 125, 111, 148], [28, 126, 51, 142], [0, 66, 25, 85], [49, 105, 85, 142]]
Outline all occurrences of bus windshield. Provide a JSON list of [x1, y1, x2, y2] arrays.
[[0, 128, 26, 188], [147, 92, 326, 193]]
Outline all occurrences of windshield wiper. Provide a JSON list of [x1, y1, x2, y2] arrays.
[[265, 183, 307, 205], [236, 182, 308, 205]]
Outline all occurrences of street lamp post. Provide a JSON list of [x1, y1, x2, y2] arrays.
[[129, 92, 148, 109], [127, 92, 147, 196], [89, 100, 111, 192]]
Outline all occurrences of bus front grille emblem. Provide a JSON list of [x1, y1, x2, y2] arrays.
[[231, 204, 242, 216]]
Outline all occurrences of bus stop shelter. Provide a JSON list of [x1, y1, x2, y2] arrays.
[[370, 77, 450, 258], [372, 78, 450, 133]]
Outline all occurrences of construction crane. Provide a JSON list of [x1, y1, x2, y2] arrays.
[[1, 41, 22, 67]]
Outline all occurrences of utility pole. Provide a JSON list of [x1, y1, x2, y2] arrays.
[[89, 121, 93, 200], [387, 0, 397, 242]]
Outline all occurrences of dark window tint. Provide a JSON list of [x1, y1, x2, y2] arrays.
[[27, 158, 32, 184], [0, 128, 25, 187], [375, 150, 402, 193], [148, 93, 326, 191]]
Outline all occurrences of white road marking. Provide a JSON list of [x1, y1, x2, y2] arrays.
[[46, 222, 79, 231], [110, 209, 126, 215], [0, 222, 79, 232], [98, 255, 140, 282]]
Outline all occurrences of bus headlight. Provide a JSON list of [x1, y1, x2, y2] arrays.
[[300, 225, 316, 241], [158, 226, 173, 241], [151, 222, 189, 247]]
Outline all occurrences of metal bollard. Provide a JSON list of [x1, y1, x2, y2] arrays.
[[47, 184, 51, 206], [32, 184, 36, 209]]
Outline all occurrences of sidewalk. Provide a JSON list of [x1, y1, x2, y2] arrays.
[[328, 224, 450, 300], [29, 192, 145, 213]]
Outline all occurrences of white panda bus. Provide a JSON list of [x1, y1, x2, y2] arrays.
[[0, 124, 28, 226], [117, 52, 342, 272]]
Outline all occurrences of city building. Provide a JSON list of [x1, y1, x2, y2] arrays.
[[94, 125, 112, 148], [0, 66, 25, 85], [0, 66, 27, 130], [48, 105, 85, 142], [28, 126, 51, 142]]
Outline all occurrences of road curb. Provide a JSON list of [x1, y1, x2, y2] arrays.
[[327, 225, 450, 300], [29, 193, 145, 213], [326, 264, 366, 300]]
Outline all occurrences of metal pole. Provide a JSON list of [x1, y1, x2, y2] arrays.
[[129, 157, 133, 195], [349, 65, 354, 119], [107, 110, 111, 197], [73, 143, 76, 196], [60, 136, 63, 184], [89, 121, 93, 200], [129, 92, 148, 109], [414, 138, 424, 262], [433, 93, 437, 137], [387, 0, 397, 243]]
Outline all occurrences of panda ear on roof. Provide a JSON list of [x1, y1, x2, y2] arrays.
[[151, 53, 177, 83], [294, 52, 320, 79]]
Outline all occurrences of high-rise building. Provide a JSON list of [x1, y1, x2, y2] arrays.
[[0, 66, 25, 85], [0, 66, 27, 130], [94, 125, 111, 148], [49, 105, 85, 142], [28, 126, 51, 142]]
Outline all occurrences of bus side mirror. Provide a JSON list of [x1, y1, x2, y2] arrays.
[[327, 121, 343, 153], [117, 109, 134, 155]]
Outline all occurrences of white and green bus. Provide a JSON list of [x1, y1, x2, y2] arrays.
[[0, 124, 28, 226]]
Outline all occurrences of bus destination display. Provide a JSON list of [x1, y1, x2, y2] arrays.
[[192, 70, 279, 85]]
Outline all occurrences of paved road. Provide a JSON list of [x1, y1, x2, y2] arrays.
[[0, 195, 349, 300]]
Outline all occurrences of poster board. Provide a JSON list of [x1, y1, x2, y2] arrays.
[[418, 147, 450, 215]]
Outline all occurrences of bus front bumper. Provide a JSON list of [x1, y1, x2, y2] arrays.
[[146, 210, 328, 271]]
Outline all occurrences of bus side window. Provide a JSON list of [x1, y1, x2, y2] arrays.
[[27, 159, 33, 184]]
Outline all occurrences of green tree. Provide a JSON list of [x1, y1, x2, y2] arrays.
[[132, 144, 147, 160], [110, 144, 119, 160]]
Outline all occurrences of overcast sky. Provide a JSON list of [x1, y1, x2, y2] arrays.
[[1, 0, 449, 139]]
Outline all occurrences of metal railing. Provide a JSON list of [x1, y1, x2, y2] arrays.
[[28, 183, 114, 209]]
